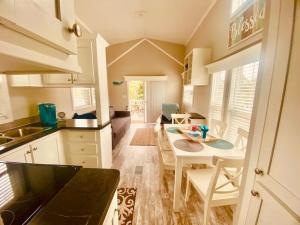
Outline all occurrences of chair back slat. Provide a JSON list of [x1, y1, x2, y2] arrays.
[[207, 157, 244, 201], [171, 113, 191, 124], [234, 128, 249, 151], [210, 119, 227, 138]]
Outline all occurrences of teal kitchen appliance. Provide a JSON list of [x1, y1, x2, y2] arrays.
[[39, 103, 57, 126]]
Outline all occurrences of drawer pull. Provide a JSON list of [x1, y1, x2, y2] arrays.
[[254, 168, 264, 176], [81, 148, 85, 151], [80, 135, 83, 139], [82, 161, 86, 164], [26, 150, 31, 154], [68, 23, 82, 37], [32, 147, 38, 151]]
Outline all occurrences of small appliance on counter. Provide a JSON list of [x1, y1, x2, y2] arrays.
[[38, 103, 57, 126]]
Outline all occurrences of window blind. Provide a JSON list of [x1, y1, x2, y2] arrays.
[[72, 88, 92, 109], [209, 71, 226, 121], [91, 88, 96, 106], [226, 61, 259, 142]]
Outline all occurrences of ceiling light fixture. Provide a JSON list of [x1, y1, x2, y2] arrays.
[[133, 10, 147, 17]]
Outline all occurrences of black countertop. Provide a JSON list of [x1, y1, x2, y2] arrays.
[[0, 119, 111, 155], [0, 162, 120, 225]]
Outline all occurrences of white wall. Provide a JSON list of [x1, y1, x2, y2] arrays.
[[8, 86, 95, 120]]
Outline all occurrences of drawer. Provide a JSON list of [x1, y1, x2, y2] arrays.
[[69, 143, 97, 155], [67, 131, 96, 142], [70, 155, 98, 168]]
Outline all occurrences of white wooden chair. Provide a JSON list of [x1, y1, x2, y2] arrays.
[[210, 119, 227, 138], [154, 125, 175, 183], [234, 128, 249, 151], [171, 113, 191, 124], [185, 157, 244, 225]]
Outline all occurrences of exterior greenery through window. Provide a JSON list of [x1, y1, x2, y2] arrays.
[[209, 61, 259, 142]]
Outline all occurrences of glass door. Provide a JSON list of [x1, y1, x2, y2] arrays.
[[128, 80, 146, 123]]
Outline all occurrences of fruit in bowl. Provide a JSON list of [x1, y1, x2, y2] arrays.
[[191, 125, 198, 131]]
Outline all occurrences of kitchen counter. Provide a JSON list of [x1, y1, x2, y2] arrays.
[[0, 162, 120, 225], [0, 119, 111, 155]]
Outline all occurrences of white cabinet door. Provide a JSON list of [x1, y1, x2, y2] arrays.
[[240, 0, 300, 224], [13, 0, 78, 54], [0, 145, 33, 163], [9, 74, 43, 87], [103, 192, 119, 225], [75, 40, 95, 84], [9, 75, 30, 86], [43, 74, 73, 84], [29, 75, 43, 86], [31, 134, 60, 164]]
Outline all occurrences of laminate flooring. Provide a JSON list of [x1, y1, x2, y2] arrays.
[[112, 123, 233, 225]]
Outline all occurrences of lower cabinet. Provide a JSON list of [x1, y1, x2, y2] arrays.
[[103, 191, 119, 225], [0, 145, 32, 163], [0, 132, 61, 164], [64, 126, 112, 169], [30, 133, 60, 164], [0, 127, 112, 168]]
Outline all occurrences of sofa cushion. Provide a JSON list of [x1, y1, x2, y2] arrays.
[[111, 117, 130, 134]]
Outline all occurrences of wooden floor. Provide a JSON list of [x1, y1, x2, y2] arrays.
[[112, 123, 233, 225]]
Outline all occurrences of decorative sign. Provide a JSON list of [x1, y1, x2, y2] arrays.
[[228, 0, 266, 48]]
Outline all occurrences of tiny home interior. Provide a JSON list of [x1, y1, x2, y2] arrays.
[[0, 0, 299, 225]]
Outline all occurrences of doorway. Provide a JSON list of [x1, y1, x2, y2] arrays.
[[128, 80, 146, 123]]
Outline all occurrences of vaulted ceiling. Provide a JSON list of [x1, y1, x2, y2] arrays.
[[75, 0, 215, 45]]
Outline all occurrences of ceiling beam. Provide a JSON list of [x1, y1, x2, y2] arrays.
[[185, 0, 217, 46], [107, 38, 184, 68]]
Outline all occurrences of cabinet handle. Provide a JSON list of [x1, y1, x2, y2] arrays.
[[254, 168, 264, 176], [73, 78, 78, 82], [67, 78, 72, 82], [251, 189, 260, 197], [80, 135, 83, 139], [82, 161, 86, 164], [32, 147, 38, 151], [81, 148, 85, 152], [26, 150, 32, 154], [68, 23, 82, 37]]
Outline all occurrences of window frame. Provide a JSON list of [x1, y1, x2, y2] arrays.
[[231, 0, 253, 17], [208, 61, 259, 142], [71, 87, 96, 111], [0, 75, 13, 124]]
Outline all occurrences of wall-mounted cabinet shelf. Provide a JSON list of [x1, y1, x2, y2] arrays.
[[182, 48, 211, 86]]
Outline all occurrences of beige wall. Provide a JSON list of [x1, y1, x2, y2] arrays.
[[106, 39, 185, 110], [8, 86, 95, 120], [185, 0, 263, 117]]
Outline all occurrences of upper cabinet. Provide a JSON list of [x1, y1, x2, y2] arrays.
[[182, 48, 211, 86], [0, 0, 82, 74]]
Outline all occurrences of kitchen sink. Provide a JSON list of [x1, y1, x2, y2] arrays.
[[0, 137, 14, 145], [2, 127, 51, 138]]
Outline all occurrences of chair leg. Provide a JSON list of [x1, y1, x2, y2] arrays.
[[185, 177, 191, 202], [203, 202, 210, 225]]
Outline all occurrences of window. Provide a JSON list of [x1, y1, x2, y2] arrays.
[[226, 62, 259, 142], [0, 75, 13, 124], [71, 87, 96, 110], [231, 0, 250, 15], [209, 71, 226, 121], [208, 62, 259, 143]]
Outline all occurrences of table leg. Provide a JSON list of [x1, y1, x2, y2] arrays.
[[173, 158, 183, 212]]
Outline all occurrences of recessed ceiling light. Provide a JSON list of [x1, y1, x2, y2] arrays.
[[133, 10, 147, 17]]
